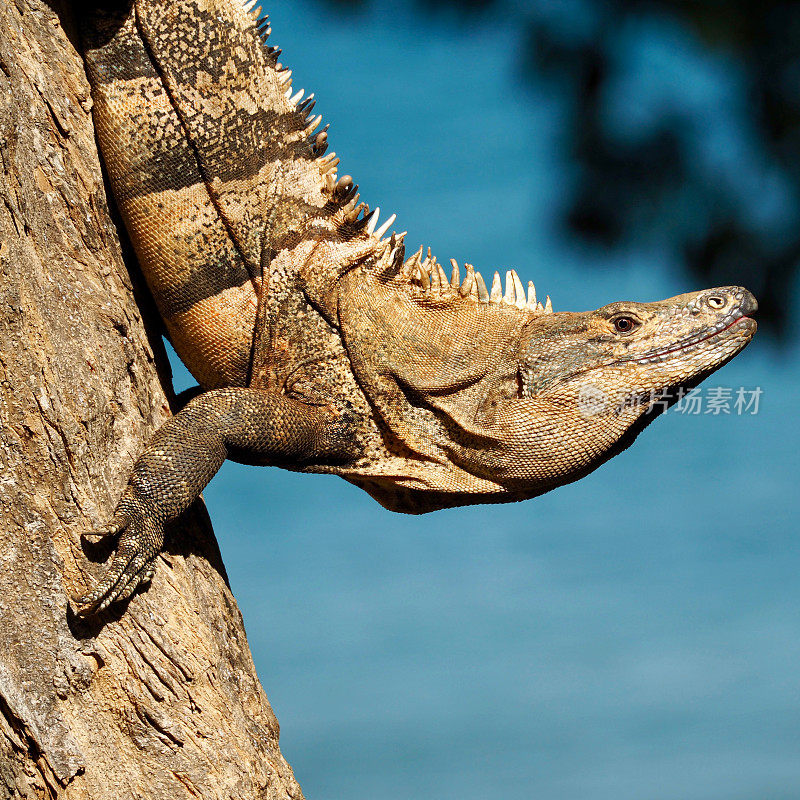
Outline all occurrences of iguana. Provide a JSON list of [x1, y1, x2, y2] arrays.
[[74, 0, 757, 614]]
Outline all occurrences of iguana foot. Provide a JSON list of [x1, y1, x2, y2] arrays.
[[71, 390, 359, 615], [73, 495, 164, 616]]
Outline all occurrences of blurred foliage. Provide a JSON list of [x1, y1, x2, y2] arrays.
[[318, 0, 800, 338]]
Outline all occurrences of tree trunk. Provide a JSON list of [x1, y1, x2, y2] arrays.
[[0, 1, 304, 797]]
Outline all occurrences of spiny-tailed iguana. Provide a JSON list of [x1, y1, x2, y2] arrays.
[[74, 0, 757, 614]]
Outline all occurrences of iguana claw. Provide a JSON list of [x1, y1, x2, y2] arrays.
[[73, 499, 163, 615]]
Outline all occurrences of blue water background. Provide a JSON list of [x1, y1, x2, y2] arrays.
[[167, 2, 800, 797]]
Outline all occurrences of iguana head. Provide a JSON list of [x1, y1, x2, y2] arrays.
[[506, 284, 757, 481], [333, 251, 757, 512], [521, 285, 757, 412]]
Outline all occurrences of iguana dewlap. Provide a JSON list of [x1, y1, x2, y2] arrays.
[[75, 0, 757, 614]]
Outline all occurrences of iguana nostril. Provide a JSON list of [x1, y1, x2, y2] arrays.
[[739, 291, 759, 316], [707, 295, 726, 309]]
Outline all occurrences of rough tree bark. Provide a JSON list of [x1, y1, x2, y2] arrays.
[[0, 1, 304, 797]]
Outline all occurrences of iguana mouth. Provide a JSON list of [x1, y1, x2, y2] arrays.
[[630, 308, 753, 365]]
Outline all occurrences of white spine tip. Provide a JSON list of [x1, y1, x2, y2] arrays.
[[435, 262, 449, 290], [449, 258, 460, 288], [504, 270, 514, 304], [374, 213, 396, 240], [512, 271, 526, 309], [289, 88, 305, 105], [475, 271, 489, 302], [527, 280, 537, 310], [366, 208, 381, 236], [490, 271, 502, 303]]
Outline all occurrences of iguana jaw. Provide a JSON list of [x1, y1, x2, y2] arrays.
[[625, 307, 754, 365]]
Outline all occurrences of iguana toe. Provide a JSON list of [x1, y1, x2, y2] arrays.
[[80, 513, 129, 542], [73, 507, 163, 615]]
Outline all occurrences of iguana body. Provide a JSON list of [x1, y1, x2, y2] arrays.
[[75, 0, 757, 613]]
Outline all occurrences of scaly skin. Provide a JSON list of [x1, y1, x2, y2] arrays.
[[74, 0, 757, 614]]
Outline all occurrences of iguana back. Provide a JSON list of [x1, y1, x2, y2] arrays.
[[83, 0, 348, 388]]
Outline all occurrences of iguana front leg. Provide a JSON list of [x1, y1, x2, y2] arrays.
[[74, 389, 356, 615]]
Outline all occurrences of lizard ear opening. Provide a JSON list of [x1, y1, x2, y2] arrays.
[[516, 368, 525, 399]]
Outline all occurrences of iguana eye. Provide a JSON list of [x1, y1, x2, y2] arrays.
[[613, 316, 639, 334]]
